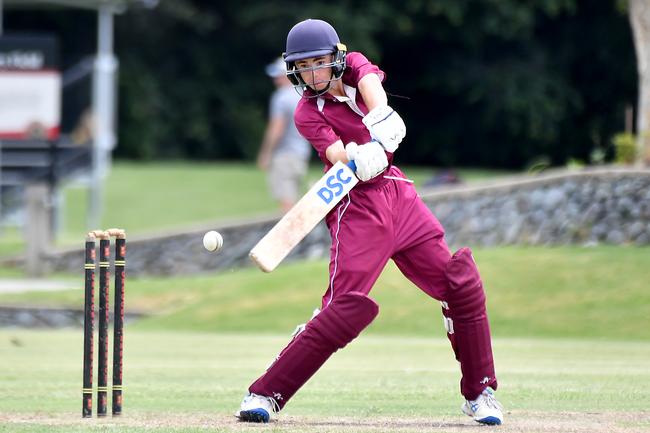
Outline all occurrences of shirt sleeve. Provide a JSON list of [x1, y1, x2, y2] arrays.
[[294, 99, 339, 162], [343, 52, 386, 87]]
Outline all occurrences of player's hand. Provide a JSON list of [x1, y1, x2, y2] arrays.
[[257, 151, 271, 171], [362, 105, 406, 153], [346, 141, 388, 181]]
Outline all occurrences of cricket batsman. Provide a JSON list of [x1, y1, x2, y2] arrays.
[[237, 18, 504, 425]]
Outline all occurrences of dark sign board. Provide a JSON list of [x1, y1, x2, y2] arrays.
[[0, 34, 61, 140], [0, 34, 59, 70]]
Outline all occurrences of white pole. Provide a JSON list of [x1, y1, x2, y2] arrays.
[[95, 4, 117, 172], [89, 4, 117, 229]]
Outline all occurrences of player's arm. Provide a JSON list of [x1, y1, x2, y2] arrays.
[[324, 72, 390, 164], [357, 73, 406, 153], [325, 140, 347, 164], [257, 115, 288, 170], [357, 73, 388, 111]]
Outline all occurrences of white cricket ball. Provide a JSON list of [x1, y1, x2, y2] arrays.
[[202, 230, 223, 252]]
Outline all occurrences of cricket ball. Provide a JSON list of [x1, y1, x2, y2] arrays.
[[203, 230, 223, 252]]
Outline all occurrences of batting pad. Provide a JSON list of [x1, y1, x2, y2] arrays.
[[444, 247, 498, 400], [249, 292, 379, 409]]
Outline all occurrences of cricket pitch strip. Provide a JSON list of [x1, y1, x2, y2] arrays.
[[2, 411, 649, 433]]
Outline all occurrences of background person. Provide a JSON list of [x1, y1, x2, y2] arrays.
[[256, 57, 311, 213]]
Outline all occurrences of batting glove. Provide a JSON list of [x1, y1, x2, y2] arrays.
[[362, 105, 406, 153], [346, 141, 388, 181]]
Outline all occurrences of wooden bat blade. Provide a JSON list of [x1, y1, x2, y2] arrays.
[[250, 161, 358, 272]]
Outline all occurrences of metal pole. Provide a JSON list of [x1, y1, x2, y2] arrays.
[[89, 5, 117, 229], [0, 0, 3, 233], [0, 141, 3, 235]]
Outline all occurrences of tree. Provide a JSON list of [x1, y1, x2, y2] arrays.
[[5, 1, 637, 167], [630, 0, 650, 164]]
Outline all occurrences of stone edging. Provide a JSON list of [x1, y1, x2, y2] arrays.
[[2, 166, 649, 276]]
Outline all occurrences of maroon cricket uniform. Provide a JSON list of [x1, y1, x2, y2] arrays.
[[249, 52, 498, 408]]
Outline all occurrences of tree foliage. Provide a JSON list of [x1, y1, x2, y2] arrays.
[[5, 0, 637, 167]]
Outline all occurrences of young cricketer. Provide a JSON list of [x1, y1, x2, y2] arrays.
[[237, 18, 503, 426]]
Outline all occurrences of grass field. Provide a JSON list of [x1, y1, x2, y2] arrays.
[[0, 161, 511, 257], [1, 162, 648, 431], [1, 247, 648, 340], [1, 331, 649, 432], [1, 246, 649, 431]]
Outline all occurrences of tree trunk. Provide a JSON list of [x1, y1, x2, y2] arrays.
[[630, 0, 650, 165]]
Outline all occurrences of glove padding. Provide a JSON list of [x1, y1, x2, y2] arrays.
[[362, 105, 406, 153], [346, 141, 388, 182]]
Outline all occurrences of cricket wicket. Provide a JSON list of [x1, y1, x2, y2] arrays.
[[82, 229, 126, 418]]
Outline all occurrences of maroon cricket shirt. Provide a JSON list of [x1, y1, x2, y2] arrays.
[[294, 51, 395, 181]]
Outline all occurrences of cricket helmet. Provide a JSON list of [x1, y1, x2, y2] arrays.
[[283, 19, 347, 95]]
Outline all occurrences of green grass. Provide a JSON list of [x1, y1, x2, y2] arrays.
[[1, 245, 649, 431], [0, 246, 648, 340], [0, 330, 649, 432], [0, 161, 511, 257]]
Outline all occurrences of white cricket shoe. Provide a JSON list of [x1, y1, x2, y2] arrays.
[[461, 387, 503, 425], [236, 393, 278, 423]]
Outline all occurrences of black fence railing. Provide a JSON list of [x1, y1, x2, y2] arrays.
[[0, 139, 91, 223]]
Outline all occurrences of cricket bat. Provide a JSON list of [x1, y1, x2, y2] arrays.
[[250, 160, 358, 272]]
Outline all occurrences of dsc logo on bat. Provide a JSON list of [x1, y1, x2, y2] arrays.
[[316, 168, 354, 204]]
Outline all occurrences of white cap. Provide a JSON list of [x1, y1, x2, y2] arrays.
[[265, 57, 286, 78]]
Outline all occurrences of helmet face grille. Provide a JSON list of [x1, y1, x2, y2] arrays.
[[286, 50, 347, 98], [284, 20, 347, 97]]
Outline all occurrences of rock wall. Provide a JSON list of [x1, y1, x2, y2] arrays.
[[14, 167, 650, 276], [0, 306, 143, 328], [422, 167, 650, 247], [42, 217, 331, 276]]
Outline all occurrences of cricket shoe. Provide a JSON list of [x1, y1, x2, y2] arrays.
[[236, 393, 279, 423], [461, 387, 503, 425]]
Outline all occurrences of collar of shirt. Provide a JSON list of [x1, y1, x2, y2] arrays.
[[316, 84, 365, 117]]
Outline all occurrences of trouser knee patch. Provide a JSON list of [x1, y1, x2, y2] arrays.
[[444, 248, 485, 318], [310, 291, 379, 349]]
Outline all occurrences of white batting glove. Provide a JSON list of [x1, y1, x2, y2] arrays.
[[345, 141, 358, 161], [346, 141, 388, 181], [362, 105, 406, 153]]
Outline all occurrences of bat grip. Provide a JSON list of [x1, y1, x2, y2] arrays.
[[346, 160, 357, 171]]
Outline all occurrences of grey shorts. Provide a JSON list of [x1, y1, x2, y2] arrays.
[[268, 154, 309, 202]]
